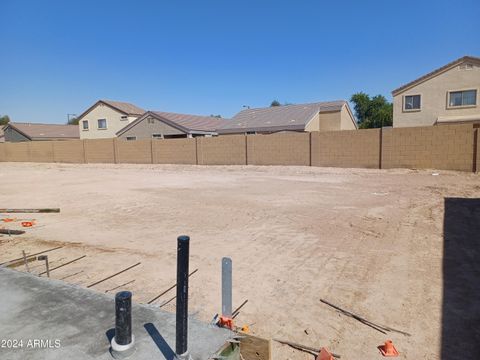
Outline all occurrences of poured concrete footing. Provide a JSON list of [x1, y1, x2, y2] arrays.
[[0, 268, 232, 360]]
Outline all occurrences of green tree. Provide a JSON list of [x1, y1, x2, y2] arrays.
[[0, 115, 10, 126], [67, 117, 79, 125], [350, 92, 393, 129], [270, 100, 281, 107]]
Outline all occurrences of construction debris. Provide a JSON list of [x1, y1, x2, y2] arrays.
[[320, 299, 411, 336], [0, 208, 60, 213], [0, 229, 25, 235], [87, 262, 141, 288]]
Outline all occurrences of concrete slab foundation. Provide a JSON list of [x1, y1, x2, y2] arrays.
[[0, 268, 232, 360]]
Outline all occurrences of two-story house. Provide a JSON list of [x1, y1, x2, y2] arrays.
[[392, 56, 480, 128], [77, 100, 145, 139]]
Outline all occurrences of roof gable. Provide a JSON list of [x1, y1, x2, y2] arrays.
[[77, 100, 145, 120], [392, 56, 480, 96], [116, 111, 230, 136]]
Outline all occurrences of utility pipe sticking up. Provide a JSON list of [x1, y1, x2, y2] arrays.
[[111, 291, 135, 359], [176, 235, 191, 359]]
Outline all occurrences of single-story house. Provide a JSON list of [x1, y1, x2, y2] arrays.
[[3, 122, 80, 142], [392, 55, 480, 128], [77, 99, 145, 139], [116, 111, 230, 140], [216, 100, 357, 135]]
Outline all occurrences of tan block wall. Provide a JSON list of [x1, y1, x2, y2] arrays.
[[29, 142, 55, 162], [53, 141, 86, 163], [116, 139, 153, 164], [312, 129, 380, 168], [0, 144, 5, 162], [197, 135, 246, 165], [84, 139, 115, 163], [153, 138, 197, 164], [247, 133, 310, 166], [5, 142, 30, 162], [382, 124, 474, 171]]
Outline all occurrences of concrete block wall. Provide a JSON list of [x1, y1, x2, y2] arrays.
[[312, 129, 380, 168], [153, 138, 197, 164], [197, 135, 247, 165], [29, 142, 55, 163], [382, 124, 474, 172], [84, 139, 115, 163], [247, 133, 310, 166], [53, 141, 86, 163], [0, 143, 5, 162], [4, 142, 30, 162], [115, 139, 152, 164]]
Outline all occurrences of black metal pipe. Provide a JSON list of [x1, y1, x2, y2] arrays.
[[115, 291, 133, 345], [175, 235, 190, 356]]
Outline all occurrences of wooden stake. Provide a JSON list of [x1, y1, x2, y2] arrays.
[[0, 208, 60, 213]]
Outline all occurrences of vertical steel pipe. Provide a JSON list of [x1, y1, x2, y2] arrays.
[[176, 235, 190, 357]]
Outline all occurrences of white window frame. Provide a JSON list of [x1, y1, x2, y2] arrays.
[[126, 136, 137, 141], [403, 94, 422, 112], [82, 120, 89, 131], [447, 88, 478, 109], [97, 119, 107, 130]]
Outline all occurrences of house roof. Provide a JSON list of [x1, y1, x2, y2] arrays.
[[116, 111, 230, 136], [5, 122, 80, 140], [217, 100, 347, 134], [392, 56, 480, 96], [0, 127, 4, 142], [77, 99, 145, 120]]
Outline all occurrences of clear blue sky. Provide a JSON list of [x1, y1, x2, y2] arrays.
[[1, 0, 479, 123]]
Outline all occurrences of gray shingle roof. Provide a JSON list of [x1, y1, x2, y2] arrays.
[[217, 100, 346, 133], [7, 122, 80, 140], [152, 111, 230, 132]]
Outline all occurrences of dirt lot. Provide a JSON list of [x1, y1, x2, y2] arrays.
[[0, 163, 479, 359]]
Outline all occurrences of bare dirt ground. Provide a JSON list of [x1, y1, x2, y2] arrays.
[[0, 163, 479, 359]]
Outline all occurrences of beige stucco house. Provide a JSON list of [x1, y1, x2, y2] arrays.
[[392, 56, 480, 128], [217, 100, 357, 135], [77, 100, 145, 139]]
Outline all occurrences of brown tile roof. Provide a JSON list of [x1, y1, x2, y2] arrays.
[[117, 111, 230, 136], [392, 56, 480, 96], [77, 99, 145, 121], [217, 100, 347, 134], [7, 122, 80, 140], [101, 100, 145, 116]]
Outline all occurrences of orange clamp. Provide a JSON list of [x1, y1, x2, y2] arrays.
[[218, 316, 234, 330]]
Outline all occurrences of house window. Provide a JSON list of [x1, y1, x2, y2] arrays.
[[82, 120, 89, 130], [152, 134, 163, 139], [448, 90, 477, 107], [121, 115, 128, 121], [404, 95, 421, 111], [97, 119, 107, 129], [126, 136, 137, 141], [147, 118, 155, 124]]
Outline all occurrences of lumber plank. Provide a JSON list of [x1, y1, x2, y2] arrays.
[[240, 334, 271, 360]]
